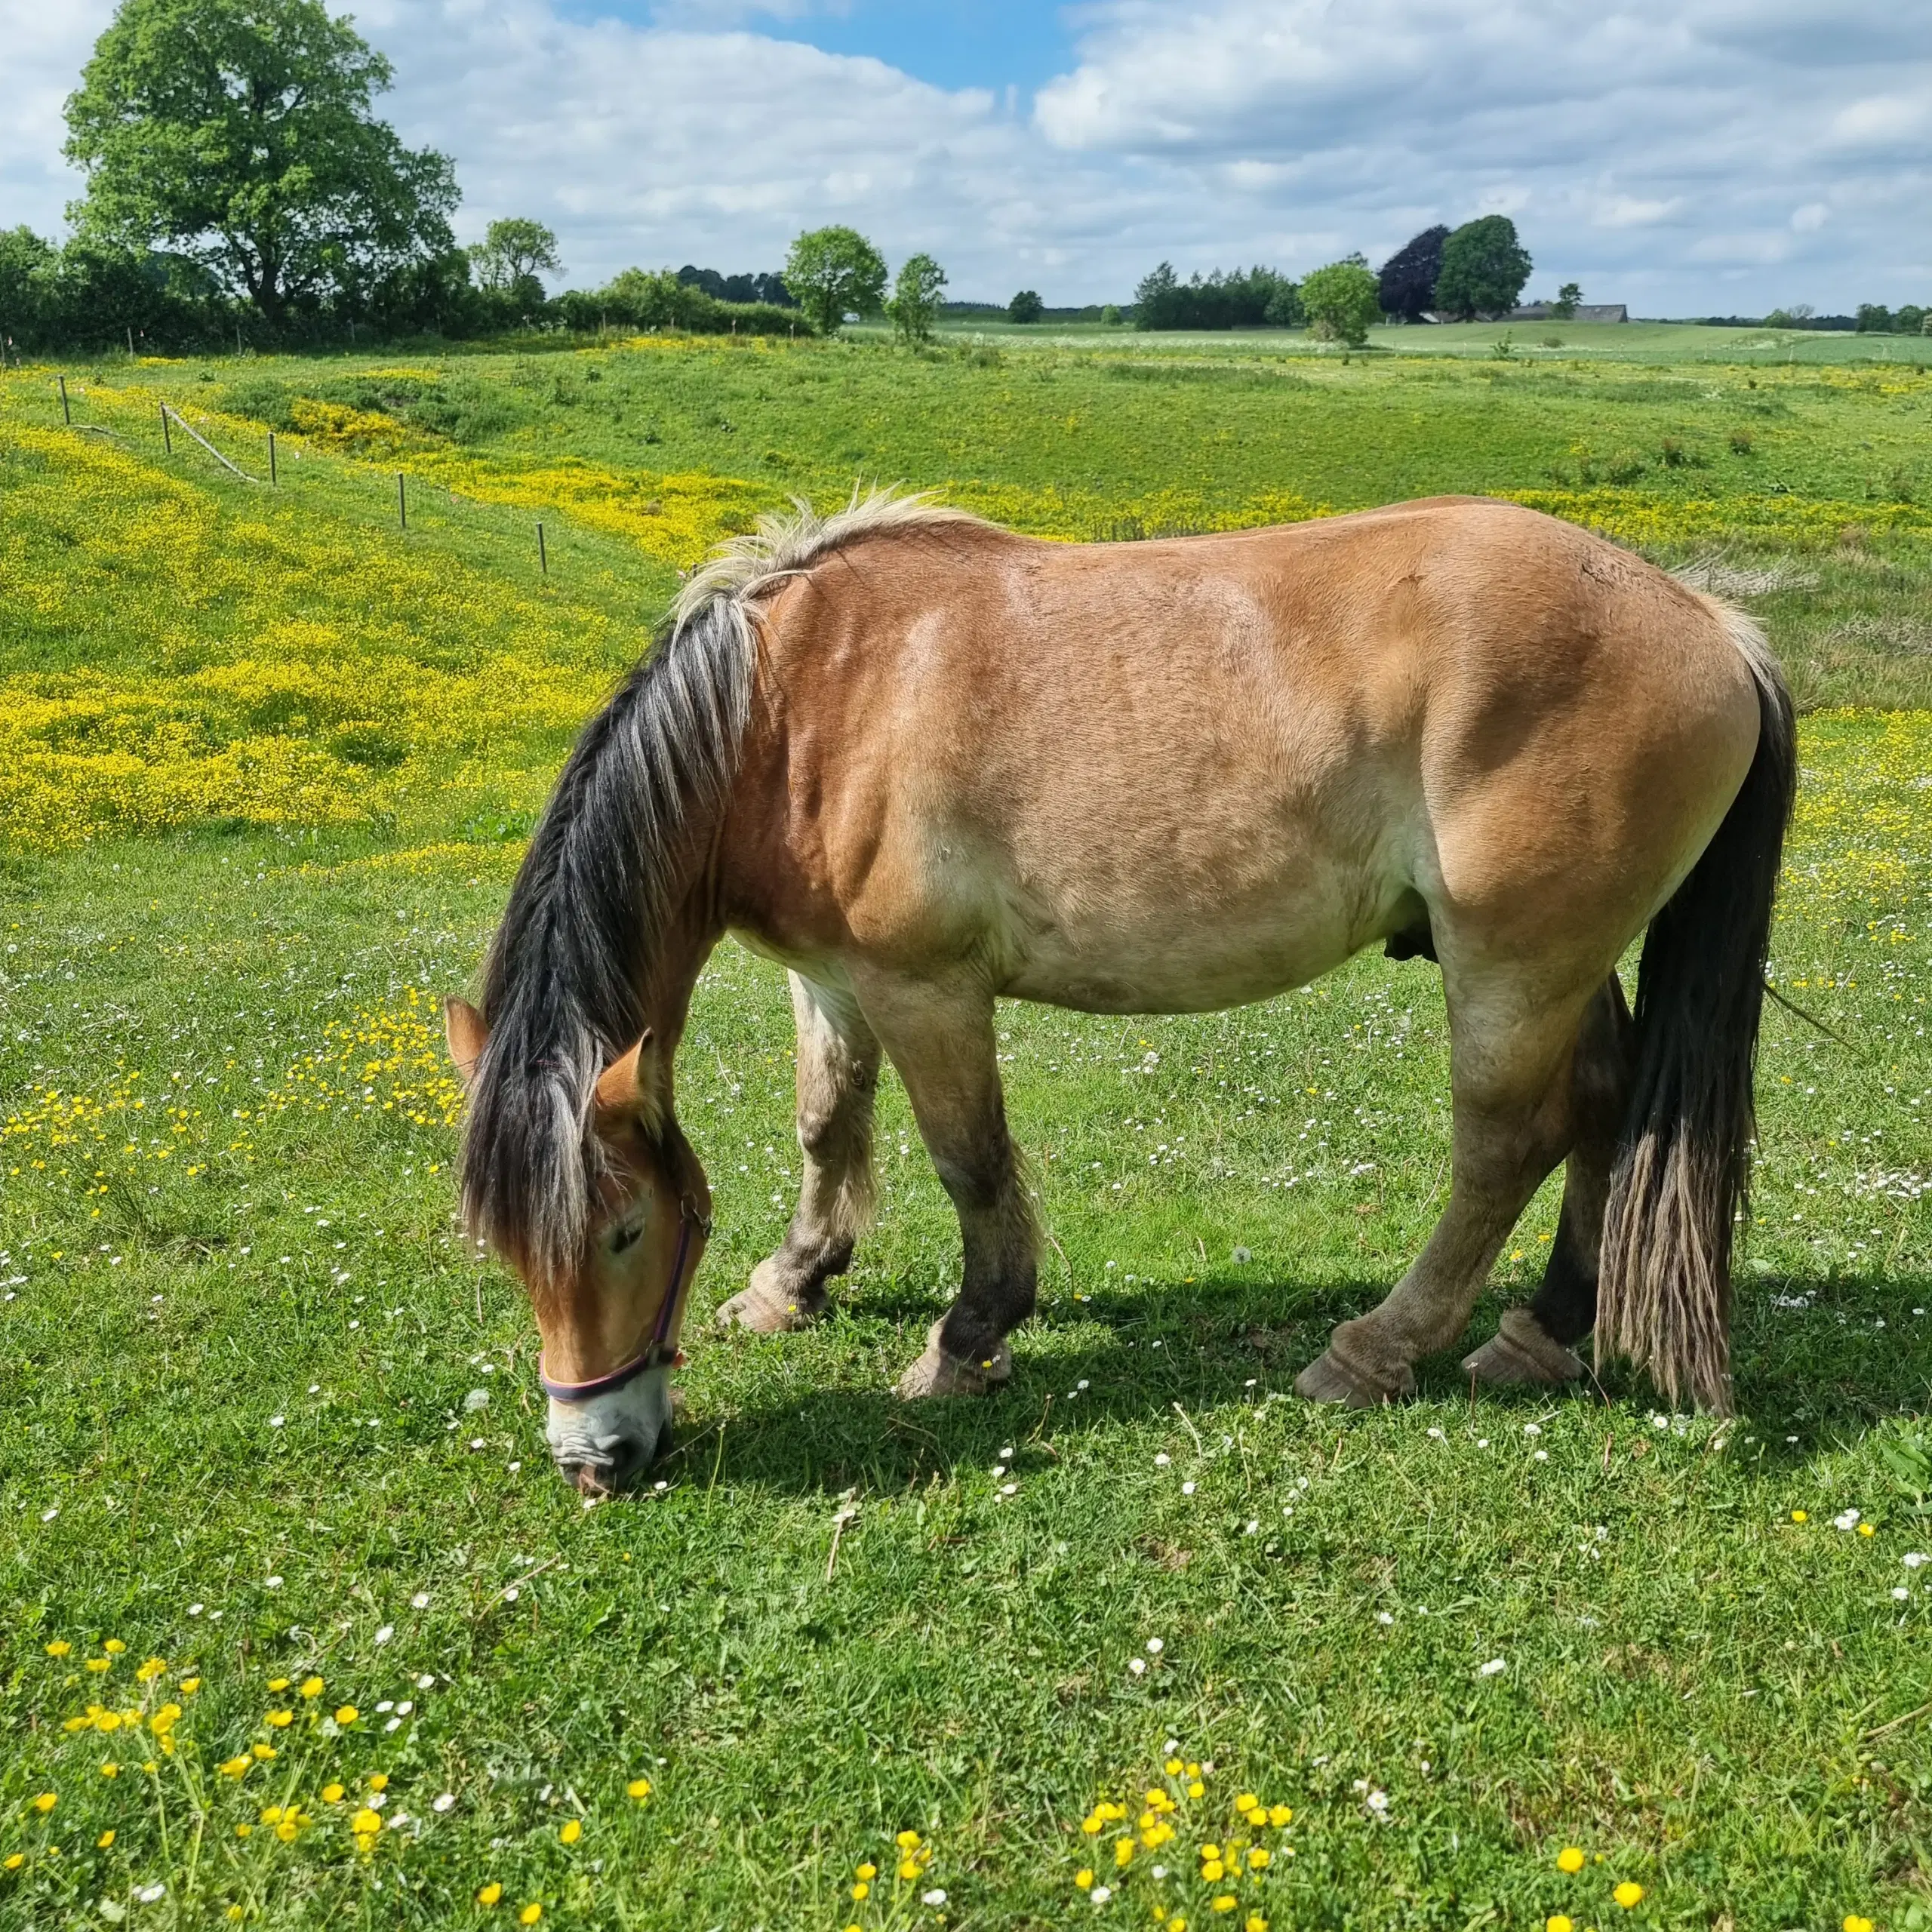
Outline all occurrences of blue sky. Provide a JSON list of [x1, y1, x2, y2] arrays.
[[5, 1, 1929, 313]]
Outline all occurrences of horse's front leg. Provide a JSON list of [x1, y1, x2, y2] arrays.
[[717, 971, 879, 1334], [853, 970, 1037, 1398]]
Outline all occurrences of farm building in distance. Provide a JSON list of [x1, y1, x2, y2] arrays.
[[1506, 301, 1629, 323]]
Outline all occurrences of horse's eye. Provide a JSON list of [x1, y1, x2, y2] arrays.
[[609, 1223, 642, 1255]]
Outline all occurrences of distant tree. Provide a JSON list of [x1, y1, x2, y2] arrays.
[[1008, 288, 1045, 323], [63, 0, 458, 328], [1857, 303, 1893, 334], [1099, 303, 1122, 327], [1132, 262, 1297, 331], [1432, 216, 1533, 320], [1300, 254, 1382, 346], [751, 271, 795, 308], [1377, 226, 1449, 322], [783, 226, 886, 335], [1895, 303, 1926, 334], [886, 252, 947, 344], [0, 227, 58, 348], [1552, 281, 1582, 321], [472, 219, 561, 293]]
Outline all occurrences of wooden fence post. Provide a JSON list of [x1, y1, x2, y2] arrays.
[[59, 374, 70, 424], [398, 472, 407, 530], [268, 432, 277, 485], [161, 404, 171, 454], [537, 521, 547, 575]]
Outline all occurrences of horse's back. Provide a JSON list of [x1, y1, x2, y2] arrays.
[[728, 499, 1762, 1008]]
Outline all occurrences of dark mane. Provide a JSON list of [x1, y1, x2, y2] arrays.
[[460, 487, 977, 1281]]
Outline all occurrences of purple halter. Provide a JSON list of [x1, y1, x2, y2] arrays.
[[538, 1197, 708, 1404]]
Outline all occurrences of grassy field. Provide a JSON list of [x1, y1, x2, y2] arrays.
[[2, 328, 1930, 1931]]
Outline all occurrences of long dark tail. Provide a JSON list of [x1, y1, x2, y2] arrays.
[[1596, 607, 1796, 1414]]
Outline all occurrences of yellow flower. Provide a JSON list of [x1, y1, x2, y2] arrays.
[[100, 1764, 119, 1780], [180, 1678, 200, 1695], [1792, 1509, 1808, 1523], [103, 1640, 125, 1655], [1549, 1918, 1575, 1932], [897, 1829, 921, 1849], [251, 1743, 276, 1760], [1202, 1859, 1226, 1881], [219, 1756, 252, 1779], [86, 1659, 112, 1673], [520, 1907, 543, 1926], [266, 1709, 293, 1728], [97, 1831, 114, 1849], [322, 1784, 345, 1804], [855, 1863, 876, 1881], [368, 1774, 389, 1793], [1116, 1837, 1134, 1867], [276, 1821, 299, 1843], [477, 1882, 503, 1906], [1248, 1847, 1270, 1869], [852, 1882, 871, 1900], [236, 1823, 253, 1839], [351, 1808, 382, 1835], [152, 1704, 181, 1736], [1082, 1814, 1105, 1835], [1858, 1523, 1875, 1537], [1266, 1805, 1291, 1828], [136, 1659, 165, 1682], [1245, 1918, 1268, 1932], [1556, 1846, 1586, 1874], [30, 1795, 56, 1814], [1212, 1897, 1238, 1915], [898, 1860, 920, 1881], [261, 1807, 284, 1825], [1845, 1917, 1875, 1932], [559, 1820, 582, 1845], [1614, 1881, 1644, 1909], [627, 1778, 652, 1800], [1164, 1758, 1183, 1775], [1235, 1792, 1257, 1811], [267, 1678, 289, 1692], [45, 1641, 71, 1658], [3, 1854, 22, 1870], [1075, 1869, 1095, 1890], [299, 1678, 324, 1699], [1189, 1781, 1205, 1798], [335, 1706, 358, 1725]]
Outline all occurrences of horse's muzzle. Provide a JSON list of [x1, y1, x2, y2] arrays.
[[544, 1364, 674, 1495]]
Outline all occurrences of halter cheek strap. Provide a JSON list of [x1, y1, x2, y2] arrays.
[[538, 1200, 707, 1404]]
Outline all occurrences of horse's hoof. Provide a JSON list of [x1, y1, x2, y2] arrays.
[[894, 1321, 1011, 1399], [1461, 1308, 1586, 1387], [1294, 1346, 1412, 1408], [715, 1260, 824, 1335]]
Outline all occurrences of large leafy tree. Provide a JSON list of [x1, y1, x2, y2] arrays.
[[1300, 254, 1382, 346], [471, 218, 561, 294], [1377, 225, 1449, 322], [783, 226, 886, 336], [1432, 215, 1532, 321], [63, 0, 458, 327]]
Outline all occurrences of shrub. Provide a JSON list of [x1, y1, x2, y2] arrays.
[[1300, 257, 1382, 347]]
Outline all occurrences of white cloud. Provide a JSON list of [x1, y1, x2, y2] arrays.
[[1, 0, 1926, 312]]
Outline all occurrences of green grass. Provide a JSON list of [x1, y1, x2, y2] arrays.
[[3, 331, 1931, 1930]]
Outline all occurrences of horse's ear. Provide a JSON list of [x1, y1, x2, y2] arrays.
[[594, 1029, 663, 1124], [445, 996, 488, 1091]]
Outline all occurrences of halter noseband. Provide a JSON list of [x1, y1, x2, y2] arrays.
[[537, 1195, 711, 1404]]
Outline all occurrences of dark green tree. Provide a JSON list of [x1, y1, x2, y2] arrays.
[[783, 226, 886, 335], [1551, 280, 1582, 321], [63, 0, 457, 328], [1377, 226, 1449, 322], [1008, 288, 1044, 324], [0, 228, 58, 349], [1432, 215, 1533, 320]]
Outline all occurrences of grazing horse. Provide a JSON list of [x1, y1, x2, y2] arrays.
[[445, 491, 1794, 1494]]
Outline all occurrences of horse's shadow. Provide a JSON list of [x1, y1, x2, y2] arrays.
[[664, 1266, 1932, 1500]]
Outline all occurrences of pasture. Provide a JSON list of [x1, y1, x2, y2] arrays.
[[2, 329, 1930, 1930]]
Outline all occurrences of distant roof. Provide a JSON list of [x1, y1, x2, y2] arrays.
[[1506, 303, 1629, 323]]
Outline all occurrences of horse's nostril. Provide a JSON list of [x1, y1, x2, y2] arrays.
[[558, 1436, 655, 1496]]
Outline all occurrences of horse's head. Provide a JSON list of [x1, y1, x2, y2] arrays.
[[445, 996, 711, 1495]]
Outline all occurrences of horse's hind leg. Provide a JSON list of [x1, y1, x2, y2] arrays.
[[716, 971, 879, 1334], [1463, 974, 1635, 1386], [1296, 973, 1593, 1407], [851, 971, 1037, 1398]]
